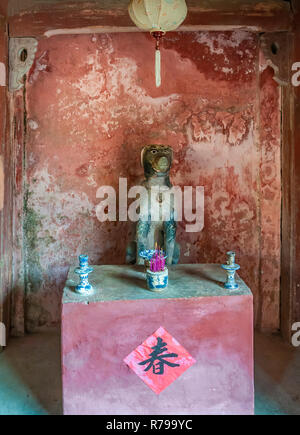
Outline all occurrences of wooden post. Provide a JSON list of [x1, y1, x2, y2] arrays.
[[0, 14, 10, 348], [291, 0, 300, 331], [281, 0, 300, 342]]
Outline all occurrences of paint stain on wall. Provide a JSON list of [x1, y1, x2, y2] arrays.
[[22, 31, 281, 332]]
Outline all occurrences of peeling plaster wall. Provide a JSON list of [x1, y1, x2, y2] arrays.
[[19, 31, 281, 332]]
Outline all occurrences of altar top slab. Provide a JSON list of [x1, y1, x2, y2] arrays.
[[62, 264, 252, 305]]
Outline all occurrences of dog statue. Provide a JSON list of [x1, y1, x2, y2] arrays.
[[126, 144, 180, 265]]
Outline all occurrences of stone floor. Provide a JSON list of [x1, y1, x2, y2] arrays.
[[0, 328, 299, 415]]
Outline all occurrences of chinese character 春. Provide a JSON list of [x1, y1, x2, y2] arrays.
[[139, 337, 180, 375]]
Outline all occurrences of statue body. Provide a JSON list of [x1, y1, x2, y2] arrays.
[[126, 144, 180, 266]]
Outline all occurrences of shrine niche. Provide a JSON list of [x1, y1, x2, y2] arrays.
[[2, 0, 298, 419], [16, 30, 280, 334]]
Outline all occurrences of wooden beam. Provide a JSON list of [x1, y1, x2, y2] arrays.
[[8, 0, 292, 38], [0, 1, 8, 18]]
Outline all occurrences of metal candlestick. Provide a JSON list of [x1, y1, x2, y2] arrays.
[[74, 254, 94, 295], [221, 251, 240, 290]]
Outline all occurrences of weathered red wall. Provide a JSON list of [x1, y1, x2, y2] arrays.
[[20, 31, 281, 332]]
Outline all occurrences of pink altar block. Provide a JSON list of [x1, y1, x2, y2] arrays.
[[62, 264, 254, 415]]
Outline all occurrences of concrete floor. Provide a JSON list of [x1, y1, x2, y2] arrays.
[[0, 328, 299, 415], [254, 332, 300, 415]]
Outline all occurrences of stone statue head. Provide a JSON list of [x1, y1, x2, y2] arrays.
[[141, 144, 173, 178]]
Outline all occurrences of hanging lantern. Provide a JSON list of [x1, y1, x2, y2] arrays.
[[128, 0, 188, 87]]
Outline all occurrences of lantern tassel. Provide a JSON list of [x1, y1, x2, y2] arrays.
[[152, 31, 164, 88], [155, 48, 161, 88]]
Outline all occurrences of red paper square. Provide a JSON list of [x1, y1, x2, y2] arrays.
[[124, 327, 196, 394]]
